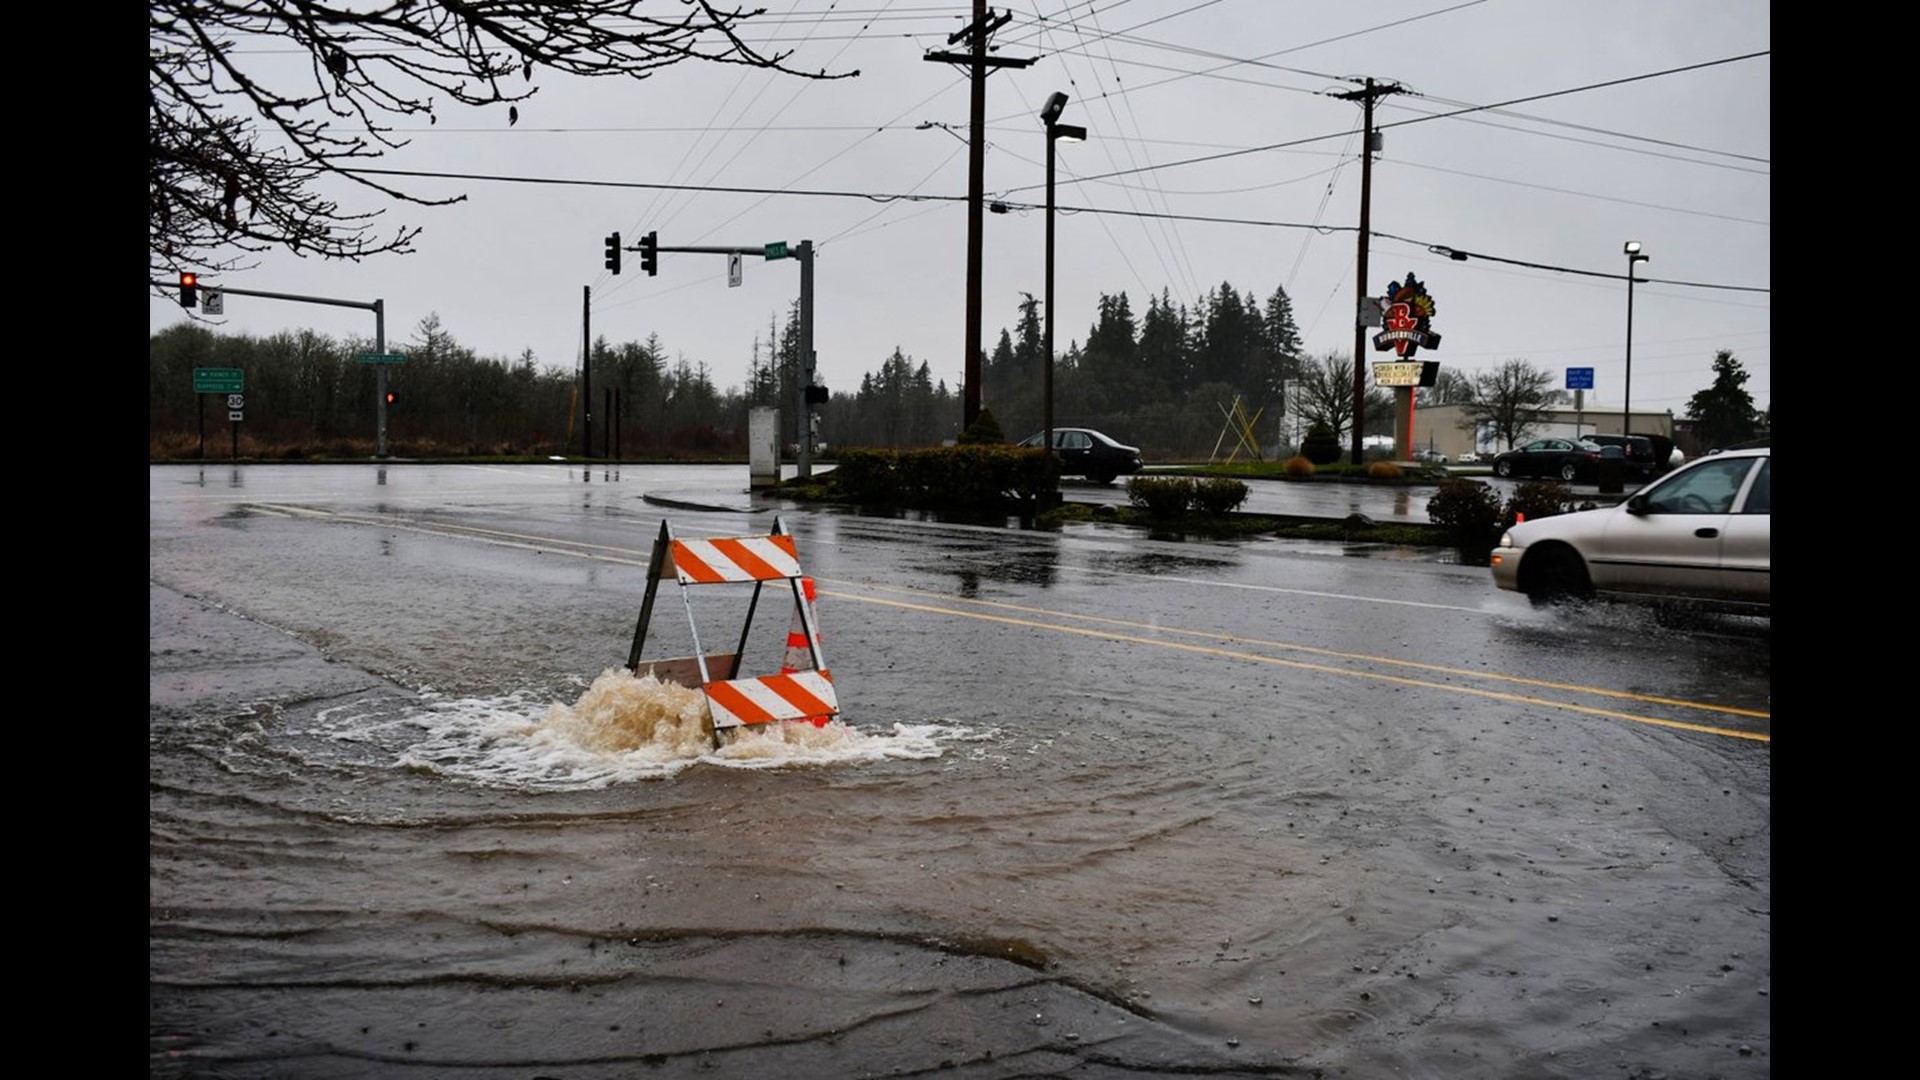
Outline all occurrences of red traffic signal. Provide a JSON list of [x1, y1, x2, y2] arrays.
[[179, 272, 198, 309], [384, 390, 397, 406]]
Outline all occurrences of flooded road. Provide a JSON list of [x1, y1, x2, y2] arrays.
[[151, 463, 1769, 1078]]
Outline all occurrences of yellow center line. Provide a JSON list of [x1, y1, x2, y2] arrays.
[[824, 590, 1769, 744], [815, 577, 1769, 722]]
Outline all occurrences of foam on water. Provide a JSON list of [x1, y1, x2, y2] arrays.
[[394, 668, 963, 789]]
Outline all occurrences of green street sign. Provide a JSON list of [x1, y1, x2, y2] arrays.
[[193, 367, 244, 394], [764, 242, 788, 261], [356, 352, 408, 365]]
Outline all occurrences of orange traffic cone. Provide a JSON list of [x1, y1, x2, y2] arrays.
[[779, 577, 831, 726], [780, 577, 821, 674]]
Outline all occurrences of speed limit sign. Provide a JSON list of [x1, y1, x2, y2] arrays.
[[226, 393, 246, 410]]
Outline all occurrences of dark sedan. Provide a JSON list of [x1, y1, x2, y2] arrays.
[[1490, 437, 1602, 482], [1017, 427, 1144, 484]]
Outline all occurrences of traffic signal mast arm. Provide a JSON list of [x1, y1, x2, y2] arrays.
[[152, 280, 384, 314], [602, 233, 796, 278]]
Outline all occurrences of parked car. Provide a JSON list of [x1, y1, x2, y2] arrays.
[[1490, 438, 1602, 482], [1016, 427, 1144, 484], [1583, 434, 1658, 481], [1457, 451, 1481, 464], [1489, 446, 1769, 614], [1413, 447, 1449, 464]]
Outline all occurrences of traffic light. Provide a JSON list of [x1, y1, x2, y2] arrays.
[[385, 389, 397, 406], [639, 230, 658, 276], [179, 272, 198, 309], [603, 232, 621, 274]]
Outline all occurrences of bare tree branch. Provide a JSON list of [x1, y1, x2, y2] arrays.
[[150, 1, 852, 298], [1462, 359, 1556, 451]]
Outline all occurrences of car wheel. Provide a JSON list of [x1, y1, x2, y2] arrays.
[[1523, 545, 1592, 607], [1558, 462, 1578, 482], [1494, 459, 1513, 478]]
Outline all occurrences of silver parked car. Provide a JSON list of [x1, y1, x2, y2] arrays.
[[1490, 446, 1769, 613]]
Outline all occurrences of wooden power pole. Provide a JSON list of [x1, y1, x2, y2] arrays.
[[925, 4, 1033, 433]]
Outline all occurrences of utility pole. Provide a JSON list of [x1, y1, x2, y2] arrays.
[[581, 285, 593, 461], [925, 4, 1033, 434], [1335, 78, 1404, 466]]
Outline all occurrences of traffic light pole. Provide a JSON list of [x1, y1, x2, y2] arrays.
[[638, 241, 819, 479], [156, 281, 392, 456]]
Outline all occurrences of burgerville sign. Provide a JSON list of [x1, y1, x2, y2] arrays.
[[1372, 271, 1442, 388]]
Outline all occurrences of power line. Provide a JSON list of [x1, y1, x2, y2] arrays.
[[343, 165, 1769, 294], [1002, 50, 1771, 190]]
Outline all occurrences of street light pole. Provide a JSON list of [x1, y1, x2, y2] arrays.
[[1623, 241, 1648, 436], [1041, 92, 1084, 494]]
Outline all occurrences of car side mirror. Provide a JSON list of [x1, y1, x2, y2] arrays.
[[1625, 493, 1648, 515]]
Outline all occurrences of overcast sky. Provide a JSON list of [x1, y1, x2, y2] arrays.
[[150, 0, 1770, 423]]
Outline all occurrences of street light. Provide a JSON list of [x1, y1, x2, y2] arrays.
[[1622, 241, 1649, 437], [1041, 92, 1085, 491]]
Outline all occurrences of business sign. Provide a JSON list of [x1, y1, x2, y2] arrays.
[[193, 367, 244, 394], [1373, 361, 1441, 388], [1371, 272, 1442, 357], [1373, 361, 1423, 387], [1566, 367, 1594, 390]]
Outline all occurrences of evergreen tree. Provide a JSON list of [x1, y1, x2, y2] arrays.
[[1684, 350, 1759, 449]]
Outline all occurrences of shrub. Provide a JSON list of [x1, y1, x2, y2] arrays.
[[1300, 423, 1342, 465], [826, 447, 899, 502], [1503, 480, 1576, 528], [1191, 476, 1250, 515], [1367, 461, 1402, 480], [828, 443, 1054, 510], [1281, 455, 1315, 477], [956, 407, 1006, 444], [1126, 476, 1195, 517], [1426, 478, 1504, 552]]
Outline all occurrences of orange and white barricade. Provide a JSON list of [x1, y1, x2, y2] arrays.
[[626, 517, 838, 745]]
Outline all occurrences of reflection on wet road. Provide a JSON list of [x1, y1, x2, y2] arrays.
[[151, 464, 1769, 1078]]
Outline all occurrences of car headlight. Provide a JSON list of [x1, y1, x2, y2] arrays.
[[1496, 531, 1515, 549]]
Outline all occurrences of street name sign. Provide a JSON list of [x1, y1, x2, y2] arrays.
[[356, 353, 408, 365], [764, 242, 788, 260], [194, 367, 244, 394]]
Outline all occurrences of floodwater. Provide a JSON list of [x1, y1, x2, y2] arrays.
[[151, 464, 1769, 1078]]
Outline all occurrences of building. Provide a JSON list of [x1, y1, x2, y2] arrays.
[[1409, 403, 1674, 459]]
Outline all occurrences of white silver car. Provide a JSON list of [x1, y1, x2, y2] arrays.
[[1489, 446, 1769, 613]]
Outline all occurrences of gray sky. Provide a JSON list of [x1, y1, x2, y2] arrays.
[[149, 0, 1770, 420]]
